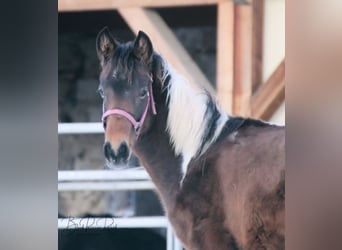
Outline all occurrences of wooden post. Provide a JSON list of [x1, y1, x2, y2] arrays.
[[58, 0, 221, 11], [216, 1, 234, 114], [251, 59, 285, 120], [233, 2, 253, 116], [252, 0, 264, 93], [118, 8, 215, 95]]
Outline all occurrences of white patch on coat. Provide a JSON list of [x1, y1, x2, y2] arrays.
[[163, 65, 228, 179]]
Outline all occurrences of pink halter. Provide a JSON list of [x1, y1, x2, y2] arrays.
[[102, 84, 157, 134]]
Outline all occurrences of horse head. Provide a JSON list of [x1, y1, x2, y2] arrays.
[[96, 27, 164, 166]]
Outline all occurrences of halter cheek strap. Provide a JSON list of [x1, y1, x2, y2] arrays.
[[102, 84, 157, 134]]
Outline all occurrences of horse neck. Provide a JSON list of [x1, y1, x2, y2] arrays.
[[132, 100, 182, 210]]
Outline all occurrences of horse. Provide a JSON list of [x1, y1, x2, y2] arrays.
[[95, 27, 285, 250]]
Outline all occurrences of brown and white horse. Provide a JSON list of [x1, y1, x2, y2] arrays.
[[96, 27, 285, 250]]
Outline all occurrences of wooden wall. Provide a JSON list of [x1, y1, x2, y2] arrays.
[[59, 0, 285, 121]]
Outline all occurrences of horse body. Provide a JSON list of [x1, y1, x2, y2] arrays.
[[212, 122, 285, 249], [96, 28, 285, 250], [134, 113, 285, 250]]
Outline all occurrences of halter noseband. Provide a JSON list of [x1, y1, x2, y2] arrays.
[[101, 84, 157, 134]]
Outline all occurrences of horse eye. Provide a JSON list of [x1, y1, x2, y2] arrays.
[[139, 89, 149, 99], [97, 89, 104, 99]]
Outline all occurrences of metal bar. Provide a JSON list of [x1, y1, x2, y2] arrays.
[[58, 170, 150, 182], [58, 181, 155, 191], [58, 216, 168, 229], [58, 122, 103, 134], [167, 223, 173, 250], [174, 237, 183, 250]]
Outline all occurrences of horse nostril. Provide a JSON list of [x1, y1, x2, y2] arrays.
[[103, 142, 129, 165], [117, 143, 129, 163], [103, 142, 115, 161]]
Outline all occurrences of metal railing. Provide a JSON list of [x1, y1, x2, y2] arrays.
[[58, 122, 103, 134], [58, 169, 155, 191], [58, 122, 183, 250]]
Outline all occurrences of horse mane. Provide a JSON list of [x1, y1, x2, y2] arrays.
[[158, 56, 284, 179], [160, 62, 228, 176]]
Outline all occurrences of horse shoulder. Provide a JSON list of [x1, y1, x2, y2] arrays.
[[167, 157, 240, 250]]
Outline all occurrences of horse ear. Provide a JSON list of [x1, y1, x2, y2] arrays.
[[152, 55, 165, 88], [133, 31, 153, 64], [96, 27, 117, 66]]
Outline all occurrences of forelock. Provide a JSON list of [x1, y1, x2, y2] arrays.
[[111, 42, 135, 85]]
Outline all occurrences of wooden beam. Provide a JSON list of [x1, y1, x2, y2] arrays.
[[251, 59, 285, 120], [216, 1, 234, 113], [58, 0, 220, 12], [118, 8, 215, 95], [252, 0, 264, 93], [233, 2, 253, 116]]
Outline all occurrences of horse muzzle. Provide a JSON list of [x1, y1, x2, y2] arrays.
[[103, 141, 130, 166]]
